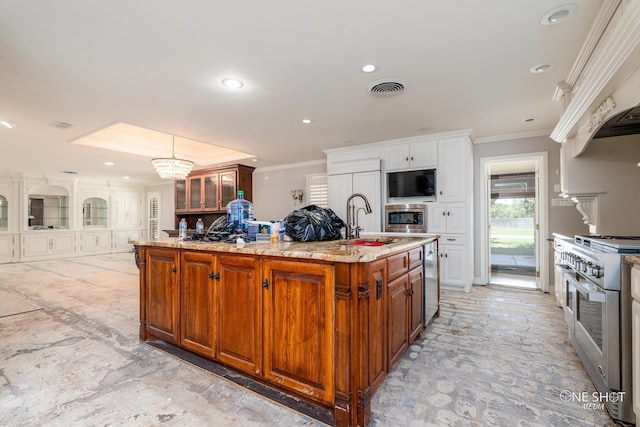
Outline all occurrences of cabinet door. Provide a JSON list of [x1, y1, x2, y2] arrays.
[[383, 145, 411, 171], [175, 179, 187, 212], [189, 177, 203, 211], [181, 251, 217, 357], [428, 204, 447, 233], [353, 171, 382, 233], [410, 141, 437, 169], [220, 171, 238, 208], [263, 260, 335, 404], [146, 248, 180, 344], [441, 244, 468, 286], [328, 174, 353, 224], [217, 254, 262, 374], [203, 174, 219, 211], [368, 259, 387, 391], [409, 268, 424, 341], [445, 203, 468, 234], [438, 138, 468, 202], [0, 234, 15, 263], [387, 274, 409, 369]]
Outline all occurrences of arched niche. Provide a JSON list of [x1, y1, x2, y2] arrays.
[[83, 197, 108, 227], [28, 185, 69, 230]]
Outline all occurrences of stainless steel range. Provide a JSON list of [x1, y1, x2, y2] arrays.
[[554, 234, 640, 424]]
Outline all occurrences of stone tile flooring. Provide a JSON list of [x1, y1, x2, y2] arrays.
[[0, 254, 621, 426]]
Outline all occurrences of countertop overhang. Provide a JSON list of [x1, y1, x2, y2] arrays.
[[130, 235, 438, 263]]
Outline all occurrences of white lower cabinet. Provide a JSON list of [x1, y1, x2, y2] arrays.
[[0, 234, 17, 264], [439, 235, 470, 291], [631, 265, 640, 425], [21, 232, 77, 261], [82, 230, 112, 254]]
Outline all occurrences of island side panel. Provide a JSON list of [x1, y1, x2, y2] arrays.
[[333, 263, 354, 426], [135, 245, 148, 341]]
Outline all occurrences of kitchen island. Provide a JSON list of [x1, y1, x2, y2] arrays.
[[132, 235, 438, 426]]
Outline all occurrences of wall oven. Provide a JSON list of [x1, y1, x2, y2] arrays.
[[384, 204, 427, 233], [554, 234, 639, 424]]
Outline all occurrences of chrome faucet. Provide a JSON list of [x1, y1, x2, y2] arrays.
[[345, 193, 372, 239]]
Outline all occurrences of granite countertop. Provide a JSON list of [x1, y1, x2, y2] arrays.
[[626, 255, 640, 265], [130, 235, 438, 263]]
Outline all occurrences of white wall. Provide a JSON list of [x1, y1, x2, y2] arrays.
[[252, 160, 327, 221]]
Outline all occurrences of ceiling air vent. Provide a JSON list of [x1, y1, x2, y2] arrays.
[[53, 121, 72, 129], [368, 78, 407, 96]]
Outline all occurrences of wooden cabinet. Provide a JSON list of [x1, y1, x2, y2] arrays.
[[136, 241, 434, 427], [387, 274, 410, 368], [146, 248, 180, 345], [181, 251, 217, 357], [175, 164, 254, 228], [217, 254, 263, 374], [386, 247, 424, 369], [263, 259, 335, 404], [384, 140, 437, 171]]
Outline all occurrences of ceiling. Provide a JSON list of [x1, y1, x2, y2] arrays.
[[0, 1, 602, 184]]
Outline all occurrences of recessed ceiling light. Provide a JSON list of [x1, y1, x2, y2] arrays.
[[362, 64, 376, 73], [0, 120, 16, 129], [252, 158, 259, 163], [221, 78, 244, 89], [541, 4, 578, 25], [122, 176, 130, 180], [302, 119, 312, 124], [530, 63, 554, 73], [104, 162, 115, 166]]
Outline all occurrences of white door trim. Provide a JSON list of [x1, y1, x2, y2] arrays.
[[478, 152, 549, 292]]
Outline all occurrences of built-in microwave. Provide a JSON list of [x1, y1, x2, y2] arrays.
[[384, 204, 427, 233]]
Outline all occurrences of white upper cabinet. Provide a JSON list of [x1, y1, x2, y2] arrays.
[[384, 141, 437, 171], [437, 137, 471, 203]]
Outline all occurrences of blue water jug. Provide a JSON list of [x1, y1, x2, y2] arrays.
[[226, 190, 254, 234]]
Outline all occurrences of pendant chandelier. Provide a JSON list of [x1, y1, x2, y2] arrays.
[[151, 136, 194, 180]]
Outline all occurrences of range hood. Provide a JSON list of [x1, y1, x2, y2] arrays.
[[592, 105, 640, 139]]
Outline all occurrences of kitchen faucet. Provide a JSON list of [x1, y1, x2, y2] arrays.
[[345, 193, 372, 239]]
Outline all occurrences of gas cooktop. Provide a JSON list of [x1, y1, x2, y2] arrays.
[[575, 234, 640, 253]]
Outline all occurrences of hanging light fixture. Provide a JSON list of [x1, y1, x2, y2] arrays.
[[151, 136, 194, 180]]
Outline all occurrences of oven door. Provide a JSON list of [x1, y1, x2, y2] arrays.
[[562, 271, 577, 338], [573, 274, 620, 391]]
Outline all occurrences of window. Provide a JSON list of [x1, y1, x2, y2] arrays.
[[148, 192, 160, 240], [306, 174, 328, 208]]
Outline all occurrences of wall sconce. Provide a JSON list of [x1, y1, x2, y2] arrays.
[[291, 189, 304, 204]]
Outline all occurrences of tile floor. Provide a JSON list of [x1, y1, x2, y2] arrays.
[[0, 253, 622, 426]]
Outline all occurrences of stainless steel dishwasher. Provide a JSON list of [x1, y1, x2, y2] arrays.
[[423, 240, 439, 325]]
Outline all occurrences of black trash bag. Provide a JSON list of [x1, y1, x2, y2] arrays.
[[284, 205, 346, 242]]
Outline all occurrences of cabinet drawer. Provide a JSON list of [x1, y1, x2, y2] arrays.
[[439, 235, 467, 246], [632, 266, 640, 301], [387, 252, 409, 281], [409, 247, 423, 270]]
